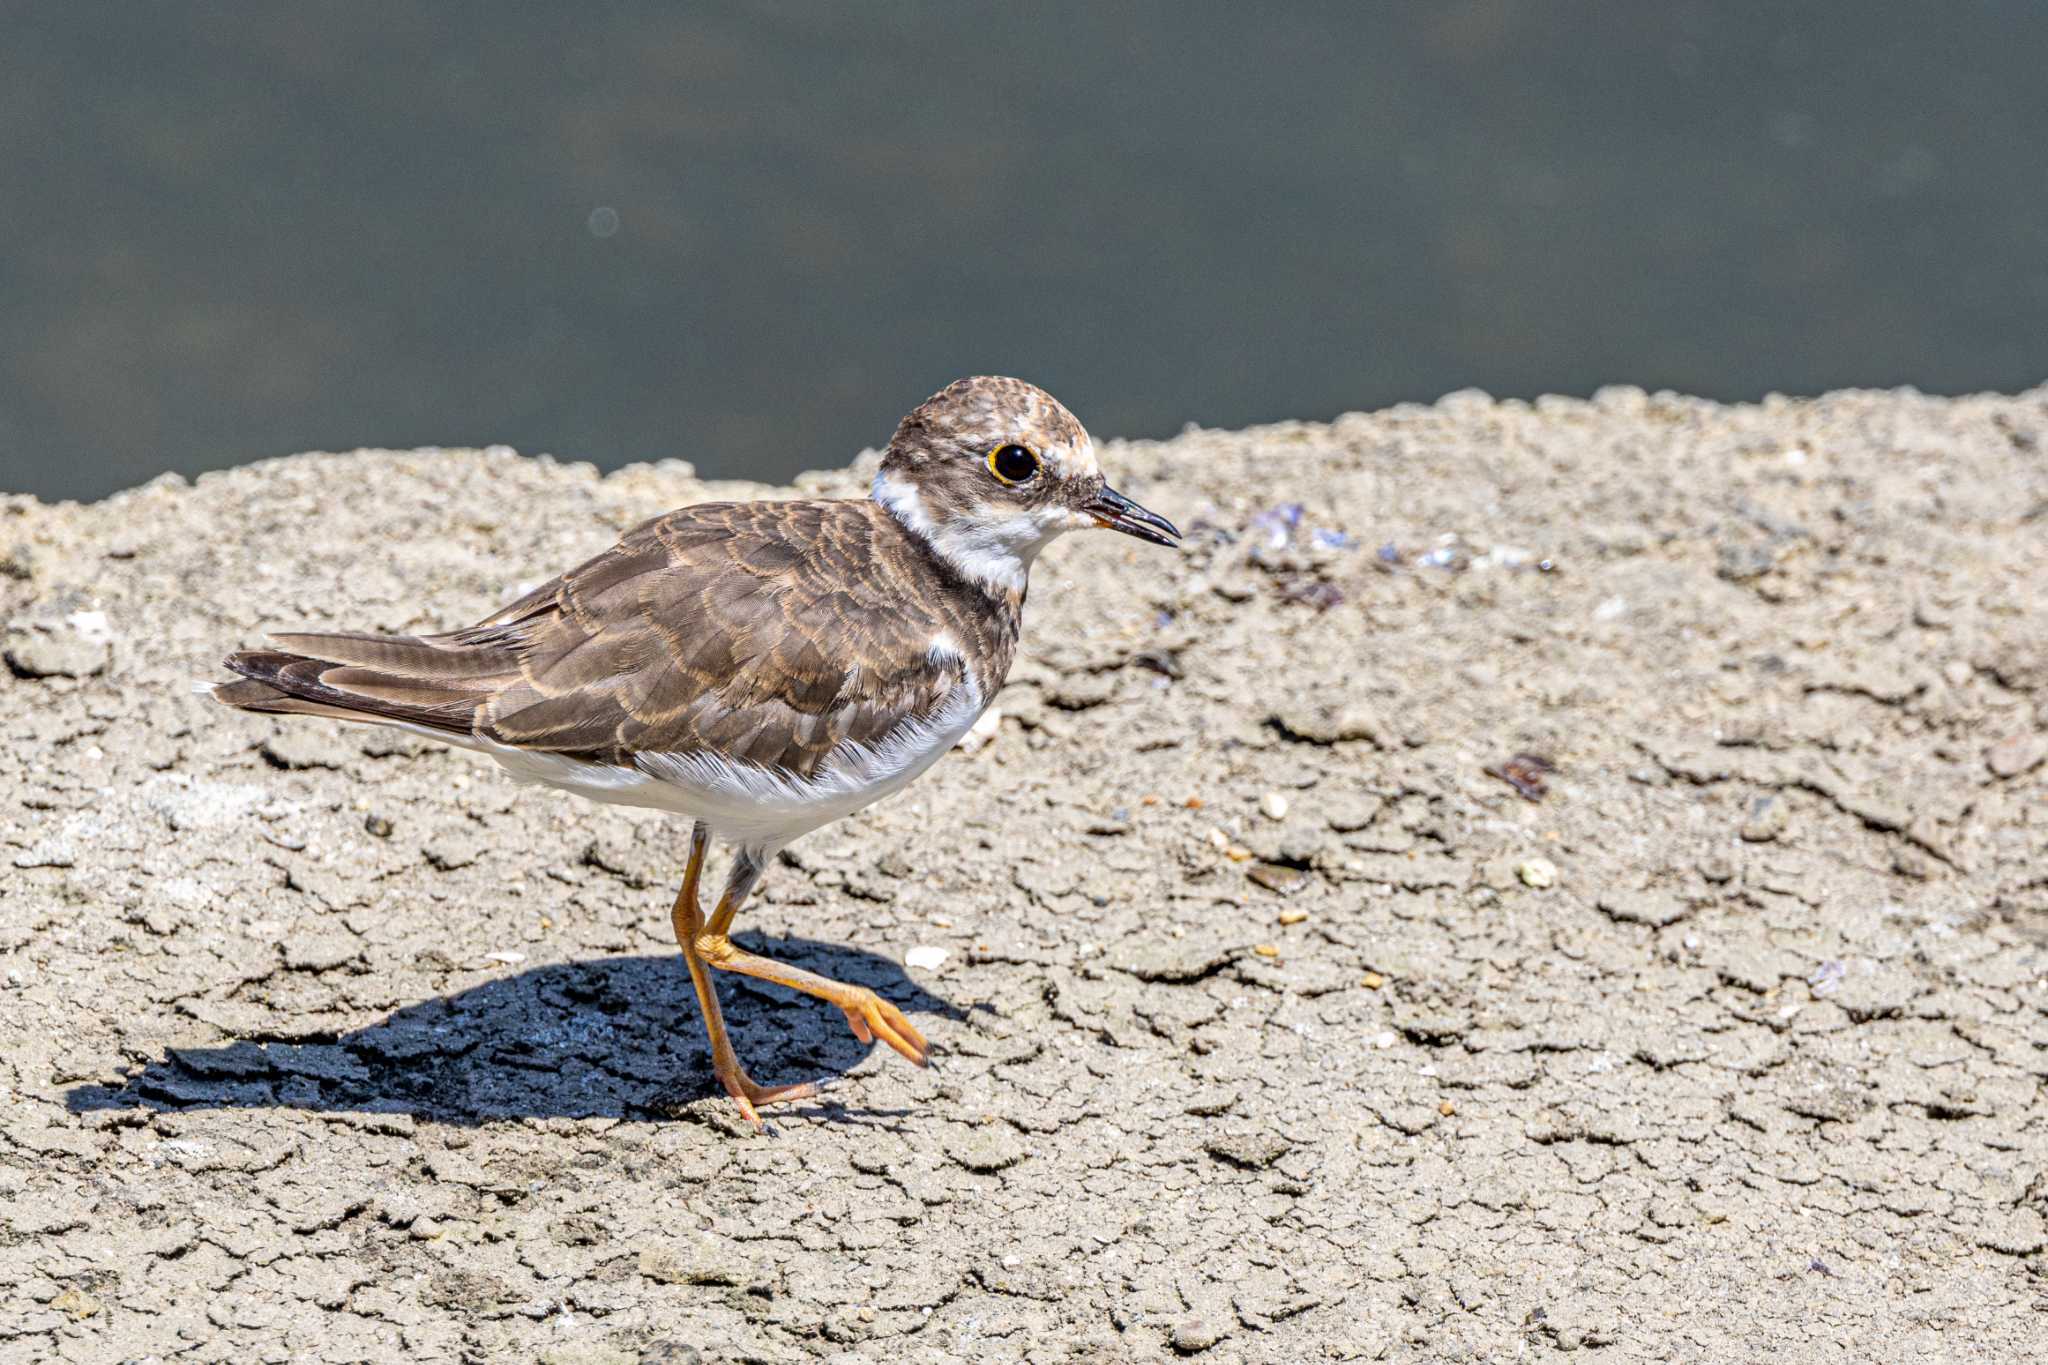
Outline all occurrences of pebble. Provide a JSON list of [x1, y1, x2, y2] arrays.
[[1247, 863, 1306, 894], [944, 1127, 1027, 1173], [1276, 908, 1308, 925], [904, 945, 950, 971], [637, 1231, 757, 1287], [954, 706, 1003, 753], [4, 632, 108, 679], [1204, 1128, 1293, 1171], [1986, 732, 2046, 779], [1892, 848, 1932, 880], [1740, 794, 1790, 842], [1322, 793, 1384, 832], [1517, 857, 1558, 889], [1596, 891, 1689, 927], [1252, 943, 1280, 957], [1269, 699, 1384, 746], [1170, 1316, 1225, 1353], [1258, 791, 1290, 821], [1361, 971, 1385, 990]]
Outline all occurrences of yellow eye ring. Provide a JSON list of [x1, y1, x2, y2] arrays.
[[987, 443, 1041, 485]]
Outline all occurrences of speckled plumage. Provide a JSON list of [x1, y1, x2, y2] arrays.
[[211, 376, 1175, 845], [217, 498, 1018, 779]]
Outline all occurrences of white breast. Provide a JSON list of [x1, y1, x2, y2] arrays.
[[472, 672, 989, 850]]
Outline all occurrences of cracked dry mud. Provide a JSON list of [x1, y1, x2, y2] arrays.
[[3, 385, 2047, 1363]]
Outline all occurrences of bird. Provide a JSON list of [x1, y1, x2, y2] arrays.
[[205, 376, 1180, 1127]]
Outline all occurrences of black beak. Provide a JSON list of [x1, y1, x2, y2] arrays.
[[1086, 485, 1180, 547]]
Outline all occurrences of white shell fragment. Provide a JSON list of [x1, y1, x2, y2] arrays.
[[954, 706, 1003, 754]]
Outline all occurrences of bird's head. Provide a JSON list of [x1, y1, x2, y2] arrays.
[[872, 376, 1179, 597]]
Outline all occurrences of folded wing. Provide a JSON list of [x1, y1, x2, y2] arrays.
[[216, 501, 964, 779]]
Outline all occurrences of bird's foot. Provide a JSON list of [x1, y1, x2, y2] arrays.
[[839, 988, 930, 1067], [715, 1067, 824, 1131]]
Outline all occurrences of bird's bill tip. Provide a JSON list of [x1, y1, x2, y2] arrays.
[[1085, 485, 1180, 547]]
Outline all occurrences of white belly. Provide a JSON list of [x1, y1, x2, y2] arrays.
[[472, 675, 987, 850]]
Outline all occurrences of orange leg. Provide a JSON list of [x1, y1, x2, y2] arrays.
[[669, 823, 819, 1128], [696, 848, 930, 1067]]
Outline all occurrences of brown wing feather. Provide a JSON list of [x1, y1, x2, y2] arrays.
[[476, 502, 975, 774], [214, 500, 1019, 779]]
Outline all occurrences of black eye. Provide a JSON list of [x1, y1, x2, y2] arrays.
[[988, 443, 1040, 484]]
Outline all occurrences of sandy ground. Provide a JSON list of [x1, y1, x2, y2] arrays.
[[2, 386, 2047, 1363]]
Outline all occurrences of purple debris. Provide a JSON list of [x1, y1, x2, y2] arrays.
[[1246, 503, 1304, 551], [1418, 546, 1466, 571], [1279, 580, 1345, 611]]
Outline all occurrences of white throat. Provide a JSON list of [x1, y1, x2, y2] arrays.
[[872, 469, 1072, 596]]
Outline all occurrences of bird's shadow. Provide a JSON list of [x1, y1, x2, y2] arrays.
[[65, 935, 962, 1125]]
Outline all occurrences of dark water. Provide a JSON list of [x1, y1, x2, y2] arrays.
[[6, 3, 2046, 503]]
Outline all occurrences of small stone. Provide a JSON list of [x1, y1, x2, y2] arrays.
[[1258, 791, 1290, 821], [1717, 540, 1778, 582], [1171, 1316, 1226, 1353], [904, 944, 950, 971], [421, 1269, 517, 1311], [945, 1126, 1027, 1173], [1740, 794, 1789, 842], [954, 705, 1002, 753], [1517, 857, 1558, 889], [1203, 1129, 1291, 1169], [638, 1232, 753, 1287], [50, 1288, 101, 1321], [1438, 1101, 1456, 1117], [1269, 699, 1384, 747], [1361, 971, 1385, 990], [1246, 863, 1306, 895], [4, 633, 108, 679], [1251, 942, 1280, 957], [632, 1343, 703, 1365], [363, 812, 395, 838], [1276, 908, 1308, 926], [1596, 891, 1689, 927], [1892, 847, 1932, 880], [1171, 1309, 1228, 1358], [13, 841, 76, 869], [423, 834, 483, 871], [1986, 732, 2046, 779], [1322, 793, 1384, 832]]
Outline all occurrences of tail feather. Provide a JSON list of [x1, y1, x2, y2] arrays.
[[269, 630, 518, 680], [211, 632, 516, 739]]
